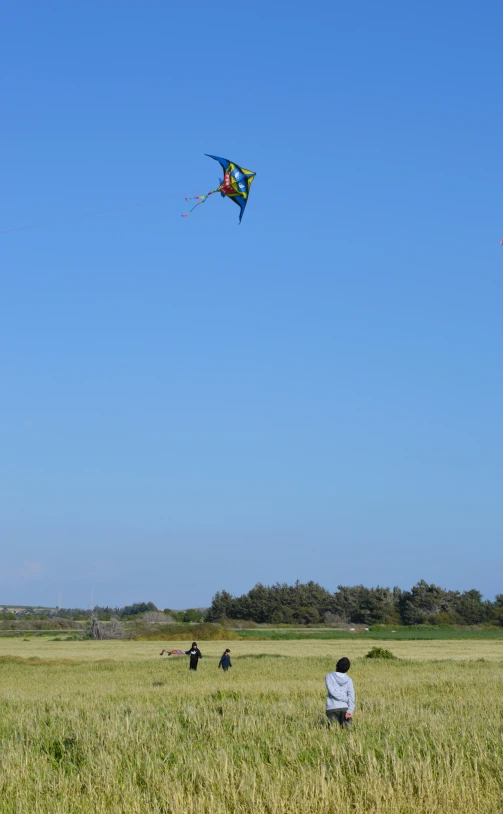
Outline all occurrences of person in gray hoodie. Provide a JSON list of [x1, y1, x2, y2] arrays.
[[325, 657, 355, 727]]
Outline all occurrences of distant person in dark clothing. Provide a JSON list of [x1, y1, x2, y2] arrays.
[[185, 642, 202, 671], [218, 649, 232, 671]]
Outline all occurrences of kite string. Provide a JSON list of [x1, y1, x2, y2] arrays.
[[0, 192, 198, 236]]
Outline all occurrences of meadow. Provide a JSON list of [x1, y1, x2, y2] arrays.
[[1, 638, 502, 814], [235, 625, 503, 641]]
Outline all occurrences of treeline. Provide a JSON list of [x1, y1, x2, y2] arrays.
[[206, 580, 503, 626], [2, 602, 205, 624], [0, 602, 160, 621], [5, 581, 503, 628], [56, 602, 160, 620]]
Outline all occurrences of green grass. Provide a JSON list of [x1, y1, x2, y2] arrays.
[[236, 624, 503, 640], [0, 639, 502, 813], [3, 624, 503, 642]]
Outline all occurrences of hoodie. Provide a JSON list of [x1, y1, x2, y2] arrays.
[[325, 671, 355, 713]]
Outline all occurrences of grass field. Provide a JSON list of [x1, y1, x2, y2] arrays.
[[1, 639, 502, 814], [235, 625, 503, 640], [3, 623, 503, 641]]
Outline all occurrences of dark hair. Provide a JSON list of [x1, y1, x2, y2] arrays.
[[192, 642, 197, 648], [336, 657, 350, 673], [225, 648, 230, 653]]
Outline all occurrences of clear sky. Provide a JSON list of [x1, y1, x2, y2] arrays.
[[1, 1, 502, 609]]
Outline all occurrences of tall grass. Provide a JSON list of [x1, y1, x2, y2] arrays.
[[0, 640, 502, 813]]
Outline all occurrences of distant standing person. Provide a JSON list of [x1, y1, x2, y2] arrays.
[[218, 649, 232, 672], [185, 642, 202, 671], [325, 657, 355, 727]]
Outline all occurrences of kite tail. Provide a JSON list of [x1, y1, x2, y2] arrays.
[[181, 188, 220, 218]]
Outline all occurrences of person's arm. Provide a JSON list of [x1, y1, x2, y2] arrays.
[[229, 659, 232, 668], [185, 649, 191, 656], [197, 649, 202, 659], [218, 657, 222, 668], [347, 678, 355, 716]]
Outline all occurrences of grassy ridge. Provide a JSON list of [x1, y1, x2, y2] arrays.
[[236, 625, 503, 640], [0, 640, 502, 813]]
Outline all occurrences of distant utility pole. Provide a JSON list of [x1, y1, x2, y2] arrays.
[[90, 588, 95, 611]]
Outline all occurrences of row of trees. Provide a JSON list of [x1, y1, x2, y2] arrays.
[[206, 580, 503, 626], [4, 582, 502, 628], [1, 602, 206, 624], [54, 601, 159, 620], [0, 602, 161, 621]]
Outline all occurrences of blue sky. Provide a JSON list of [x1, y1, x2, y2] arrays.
[[1, 1, 502, 609]]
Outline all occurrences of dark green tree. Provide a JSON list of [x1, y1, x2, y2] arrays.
[[183, 608, 205, 623], [295, 606, 321, 625], [206, 590, 235, 621], [491, 595, 503, 626], [119, 602, 158, 618], [398, 581, 457, 625], [454, 590, 491, 624]]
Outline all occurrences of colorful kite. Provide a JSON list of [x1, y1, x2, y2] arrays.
[[183, 155, 256, 223]]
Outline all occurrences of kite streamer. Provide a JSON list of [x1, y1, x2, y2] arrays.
[[181, 189, 219, 217]]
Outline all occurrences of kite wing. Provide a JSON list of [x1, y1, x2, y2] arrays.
[[205, 154, 256, 223]]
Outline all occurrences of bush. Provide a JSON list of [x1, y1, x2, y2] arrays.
[[141, 612, 172, 624], [365, 647, 397, 659], [323, 612, 346, 628], [183, 609, 206, 623], [216, 618, 260, 629], [428, 612, 459, 625], [131, 622, 241, 641], [88, 618, 129, 640]]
